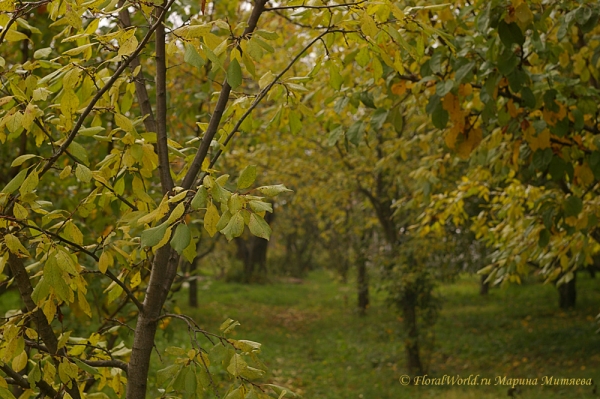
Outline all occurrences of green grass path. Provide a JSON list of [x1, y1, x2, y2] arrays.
[[163, 271, 600, 398]]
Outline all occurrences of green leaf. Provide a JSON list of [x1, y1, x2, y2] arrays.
[[346, 121, 365, 146], [227, 353, 248, 377], [75, 164, 92, 183], [216, 210, 232, 231], [33, 47, 52, 59], [79, 126, 106, 136], [498, 21, 525, 47], [238, 165, 257, 190], [248, 213, 272, 240], [497, 52, 519, 75], [221, 212, 245, 240], [227, 58, 243, 89], [589, 151, 600, 180], [454, 61, 475, 83], [184, 44, 205, 69], [326, 125, 344, 146], [73, 359, 100, 375], [11, 154, 38, 167], [256, 184, 292, 197], [220, 318, 240, 333], [157, 364, 179, 386], [170, 224, 191, 254], [20, 170, 39, 196], [141, 221, 169, 247], [564, 196, 583, 217], [289, 110, 302, 135], [68, 141, 90, 165], [248, 200, 272, 213], [435, 80, 454, 97], [359, 91, 376, 108], [370, 108, 389, 130], [45, 257, 70, 302], [2, 169, 27, 194], [329, 63, 343, 90], [538, 228, 550, 247], [520, 86, 536, 109], [191, 186, 208, 209], [211, 182, 231, 203], [432, 104, 449, 130]]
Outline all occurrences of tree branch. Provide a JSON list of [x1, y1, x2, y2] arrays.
[[154, 3, 175, 194], [180, 0, 269, 190], [265, 1, 365, 11], [38, 0, 178, 180], [118, 3, 159, 136], [1, 364, 58, 398], [205, 28, 345, 183], [24, 340, 129, 373]]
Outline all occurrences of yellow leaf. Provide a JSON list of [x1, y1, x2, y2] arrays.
[[59, 165, 72, 179], [458, 83, 472, 97], [12, 350, 27, 372], [512, 140, 521, 166], [4, 233, 30, 257], [391, 81, 407, 95], [166, 202, 185, 224], [3, 29, 28, 42], [42, 299, 57, 324], [203, 203, 219, 237], [98, 251, 112, 274], [77, 290, 92, 317], [61, 89, 80, 117], [13, 202, 29, 220], [152, 226, 172, 251], [444, 125, 460, 149], [575, 163, 594, 186], [130, 270, 141, 288]]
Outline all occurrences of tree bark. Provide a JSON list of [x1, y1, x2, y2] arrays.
[[402, 288, 424, 376], [188, 259, 198, 308], [357, 248, 369, 315], [7, 254, 82, 399], [126, 247, 179, 399], [558, 274, 576, 309], [479, 274, 489, 296]]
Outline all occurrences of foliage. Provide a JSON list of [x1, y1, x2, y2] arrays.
[[415, 0, 600, 288]]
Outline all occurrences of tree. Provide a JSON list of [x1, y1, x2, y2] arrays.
[[414, 0, 600, 310], [3, 0, 463, 395], [0, 0, 338, 397]]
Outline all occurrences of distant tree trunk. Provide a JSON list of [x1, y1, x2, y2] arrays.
[[236, 211, 273, 283], [402, 287, 424, 376], [479, 274, 489, 296], [357, 254, 369, 315], [188, 260, 198, 308], [558, 274, 576, 309]]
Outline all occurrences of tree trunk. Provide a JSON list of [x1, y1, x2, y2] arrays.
[[558, 274, 576, 309], [479, 274, 489, 296], [402, 289, 424, 376], [127, 247, 179, 398], [357, 252, 369, 315], [188, 259, 198, 308], [236, 211, 273, 283]]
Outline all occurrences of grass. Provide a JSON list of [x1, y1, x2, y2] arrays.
[[2, 270, 599, 398], [156, 270, 600, 399]]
